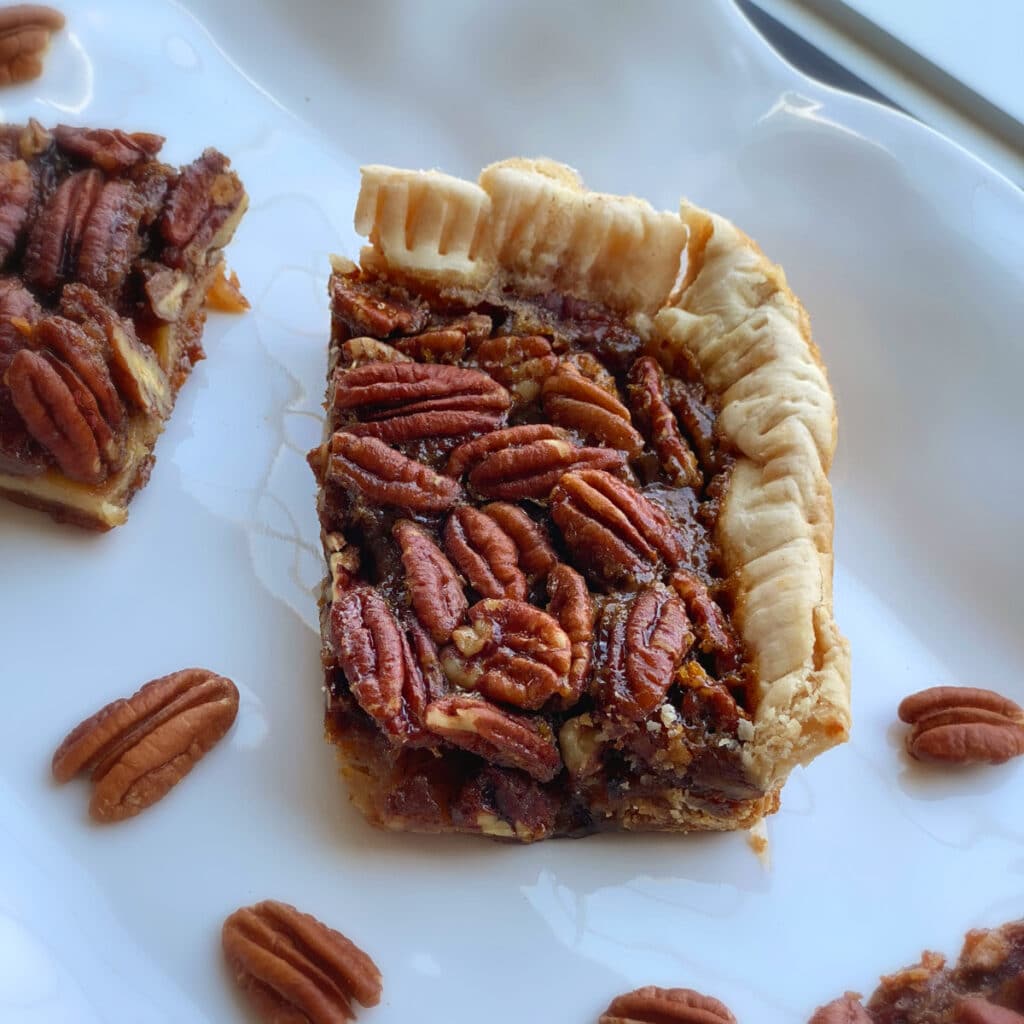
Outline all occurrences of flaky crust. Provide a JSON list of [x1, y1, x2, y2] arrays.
[[350, 158, 851, 797]]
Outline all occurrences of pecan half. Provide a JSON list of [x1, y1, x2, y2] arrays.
[[442, 598, 572, 710], [222, 901, 382, 1024], [6, 348, 109, 483], [444, 505, 527, 600], [24, 168, 103, 292], [808, 994, 873, 1024], [394, 518, 467, 644], [547, 564, 595, 708], [476, 333, 558, 403], [481, 501, 558, 583], [542, 360, 644, 457], [160, 148, 245, 268], [0, 6, 65, 86], [424, 694, 562, 781], [670, 569, 742, 674], [330, 587, 428, 743], [599, 986, 736, 1024], [551, 469, 686, 586], [0, 159, 31, 265], [446, 423, 569, 479], [52, 124, 164, 173], [341, 336, 412, 365], [61, 283, 171, 418], [469, 437, 627, 501], [128, 159, 174, 226], [76, 180, 147, 301], [897, 686, 1024, 765], [325, 432, 462, 514], [629, 356, 702, 487], [394, 327, 467, 363], [593, 588, 693, 720], [333, 360, 510, 443], [670, 379, 719, 472], [405, 615, 450, 703], [51, 668, 238, 823], [32, 310, 123, 427], [38, 349, 121, 469], [330, 273, 427, 338]]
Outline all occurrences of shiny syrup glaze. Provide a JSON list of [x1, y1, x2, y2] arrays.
[[318, 271, 761, 839]]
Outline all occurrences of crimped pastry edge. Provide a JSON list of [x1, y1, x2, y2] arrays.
[[348, 157, 851, 800]]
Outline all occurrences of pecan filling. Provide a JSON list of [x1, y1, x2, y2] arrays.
[[0, 120, 246, 507], [812, 918, 1024, 1023], [313, 267, 761, 840]]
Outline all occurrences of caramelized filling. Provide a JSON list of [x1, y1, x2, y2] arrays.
[[316, 267, 766, 839]]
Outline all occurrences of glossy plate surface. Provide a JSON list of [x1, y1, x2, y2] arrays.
[[2, 2, 1022, 1021]]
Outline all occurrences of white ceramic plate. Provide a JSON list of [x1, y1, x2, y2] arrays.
[[3, 2, 1023, 1022]]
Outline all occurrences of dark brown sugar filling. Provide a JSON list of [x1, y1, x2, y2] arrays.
[[313, 265, 767, 840]]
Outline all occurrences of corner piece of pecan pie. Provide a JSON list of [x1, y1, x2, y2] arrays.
[[310, 158, 851, 841], [0, 121, 247, 529]]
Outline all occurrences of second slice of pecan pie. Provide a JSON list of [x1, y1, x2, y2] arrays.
[[0, 121, 247, 529], [309, 159, 851, 841]]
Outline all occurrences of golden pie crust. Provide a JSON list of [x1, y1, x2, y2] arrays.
[[351, 157, 851, 796]]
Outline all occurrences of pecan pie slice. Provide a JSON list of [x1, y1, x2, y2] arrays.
[[810, 917, 1024, 1023], [309, 159, 850, 840], [0, 121, 247, 529]]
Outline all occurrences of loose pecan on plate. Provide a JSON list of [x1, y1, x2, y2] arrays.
[[898, 686, 1024, 765], [0, 6, 65, 87], [223, 900, 382, 1024], [51, 668, 238, 822], [599, 985, 737, 1024]]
